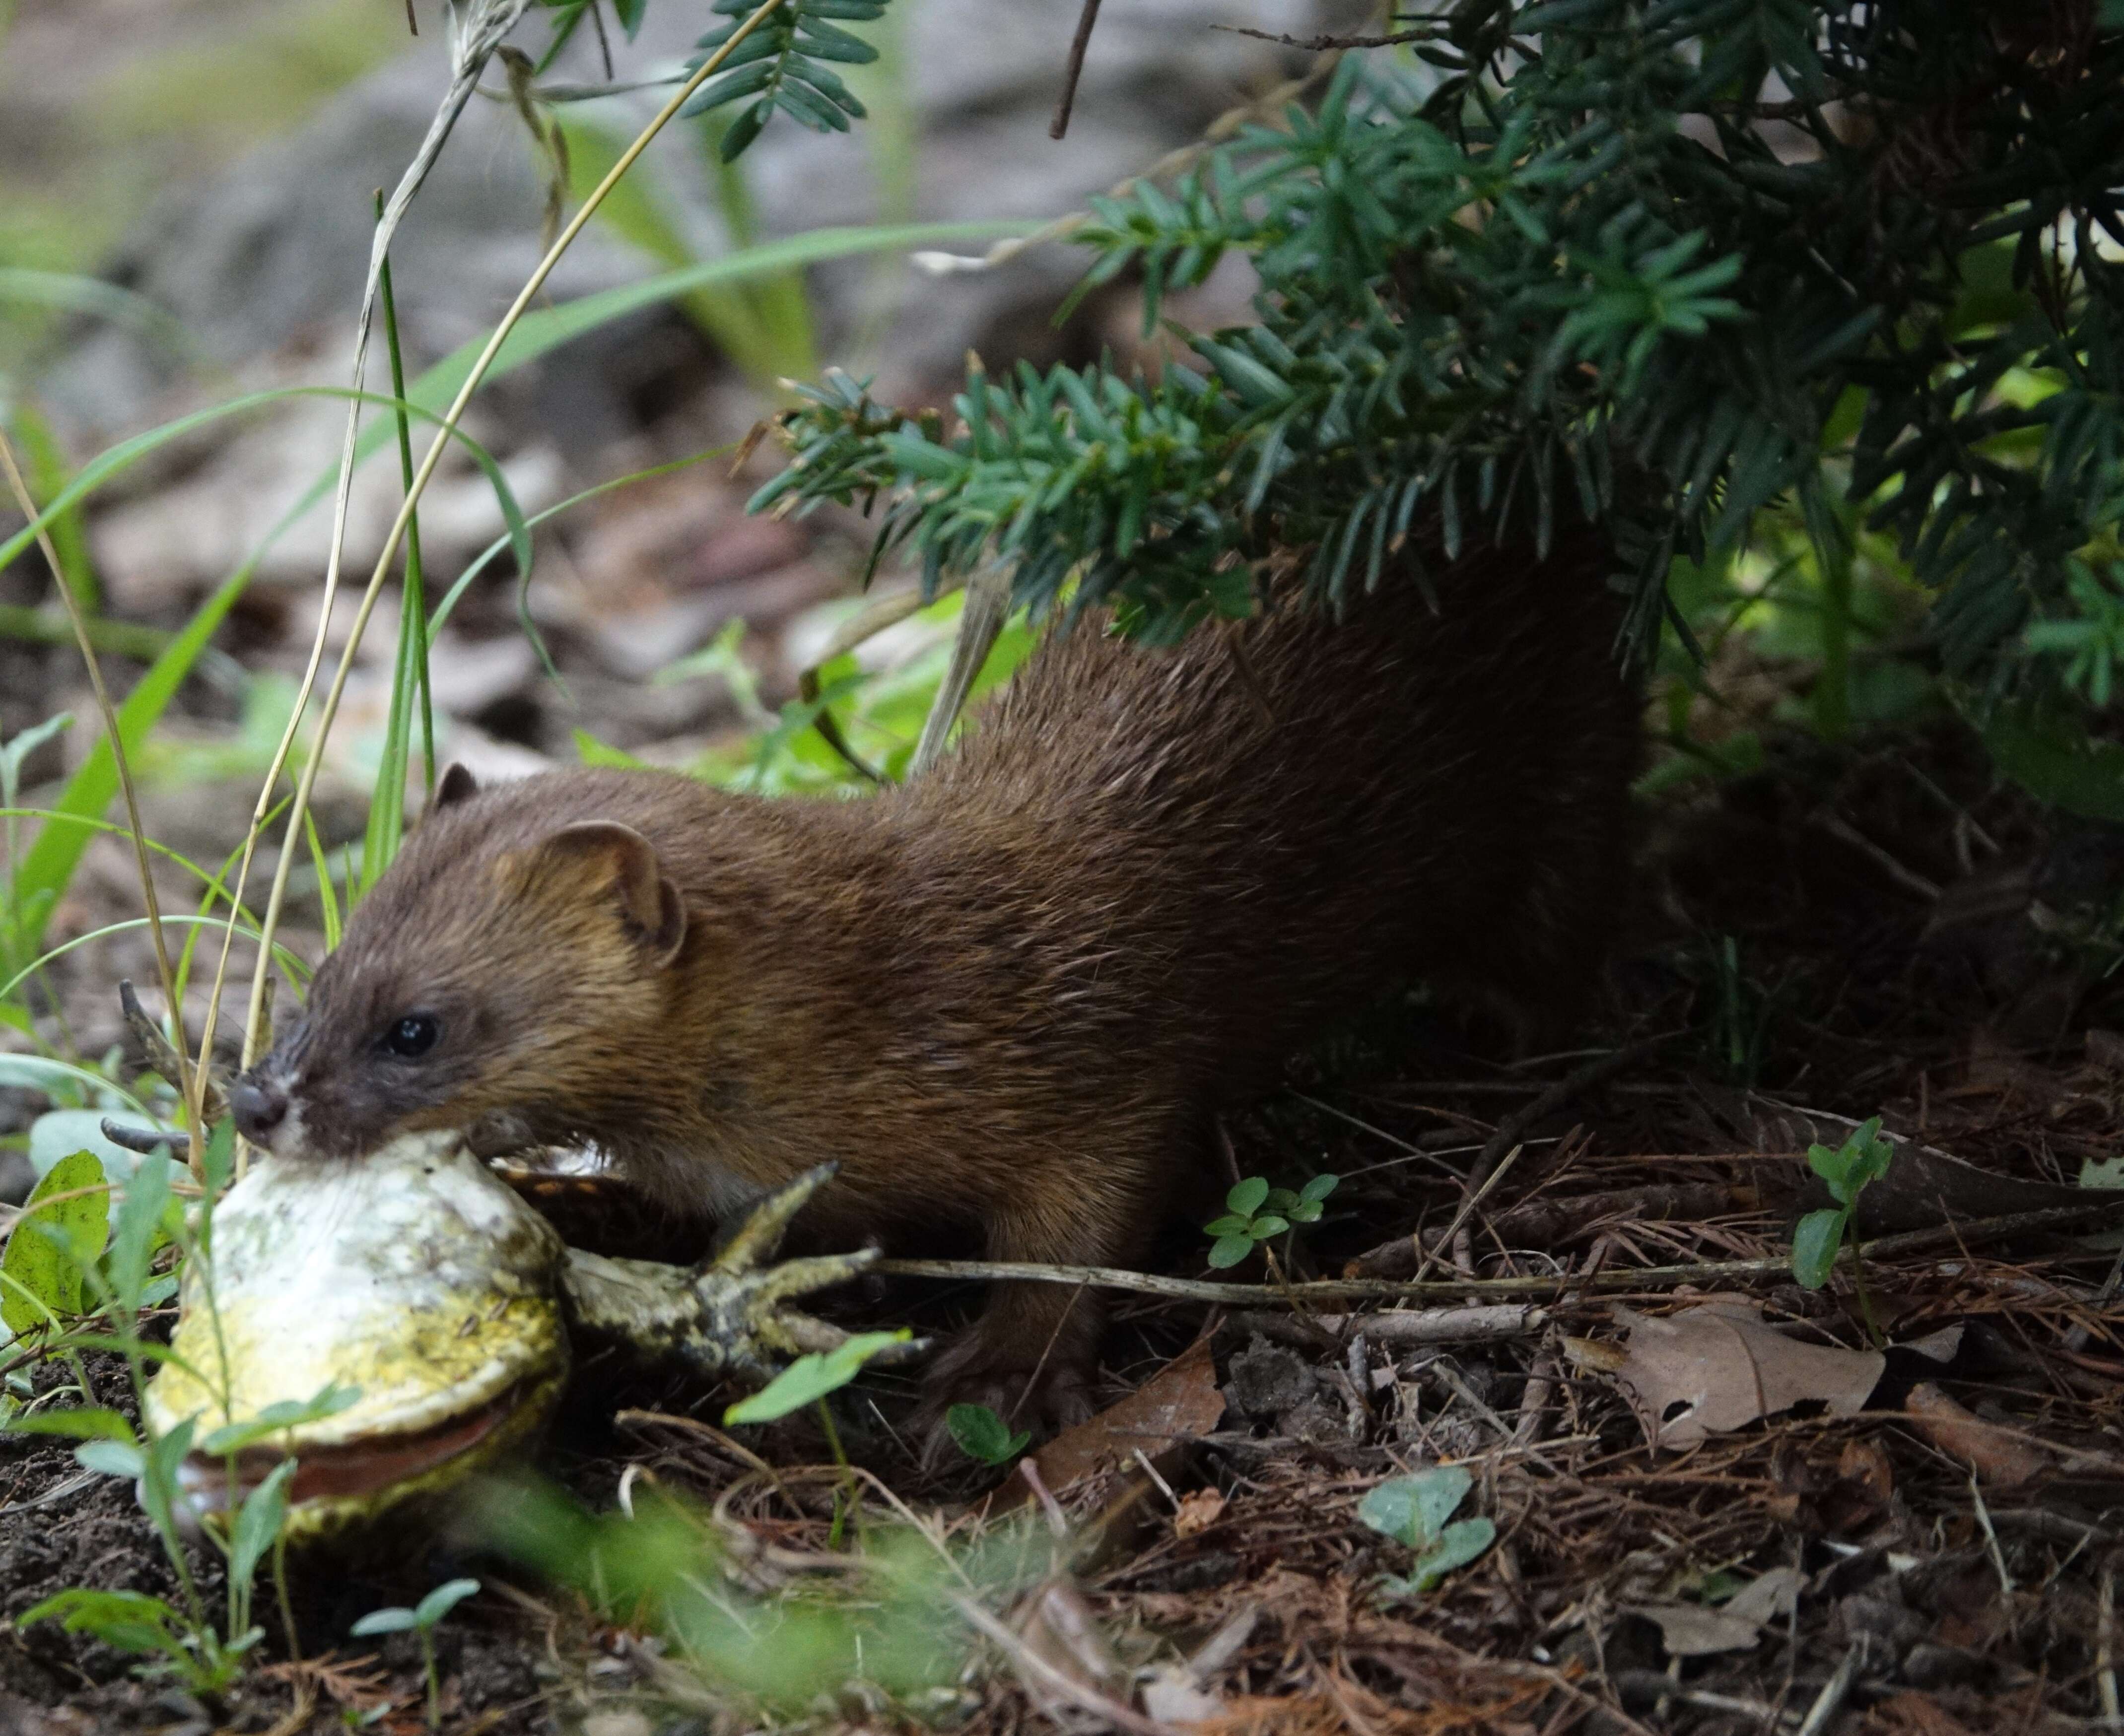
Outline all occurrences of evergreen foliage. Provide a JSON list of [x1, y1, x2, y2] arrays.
[[680, 0, 887, 160], [728, 0, 2124, 723]]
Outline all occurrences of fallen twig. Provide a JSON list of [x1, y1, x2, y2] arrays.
[[879, 1194, 2124, 1304], [1223, 1303, 1547, 1347]]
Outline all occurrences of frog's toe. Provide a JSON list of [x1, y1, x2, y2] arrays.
[[751, 1247, 879, 1304], [709, 1161, 841, 1271]]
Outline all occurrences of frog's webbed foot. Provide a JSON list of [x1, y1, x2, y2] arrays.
[[561, 1162, 927, 1386]]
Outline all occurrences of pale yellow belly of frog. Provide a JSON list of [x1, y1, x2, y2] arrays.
[[145, 1133, 895, 1543]]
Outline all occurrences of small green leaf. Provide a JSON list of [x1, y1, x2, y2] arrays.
[[200, 1117, 237, 1198], [106, 1146, 171, 1316], [1289, 1201, 1322, 1224], [1806, 1139, 1849, 1190], [1227, 1177, 1269, 1216], [1300, 1173, 1340, 1205], [199, 1383, 361, 1457], [946, 1402, 1030, 1466], [1381, 1516, 1497, 1598], [1203, 1214, 1252, 1236], [228, 1460, 297, 1594], [1248, 1215, 1290, 1239], [724, 1330, 911, 1425], [75, 1438, 146, 1479], [2081, 1155, 2124, 1190], [412, 1578, 481, 1628], [19, 1587, 186, 1657], [350, 1606, 419, 1638], [1790, 1207, 1847, 1289], [2, 1404, 137, 1442], [1208, 1232, 1257, 1268], [1358, 1466, 1473, 1550], [1261, 1188, 1301, 1213]]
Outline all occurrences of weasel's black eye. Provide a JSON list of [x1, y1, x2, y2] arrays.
[[383, 1013, 440, 1059]]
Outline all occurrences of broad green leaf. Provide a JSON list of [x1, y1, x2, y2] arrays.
[[724, 1330, 911, 1424], [1207, 1232, 1256, 1269], [1300, 1174, 1340, 1204], [1202, 1214, 1251, 1236], [1249, 1214, 1290, 1239], [1790, 1208, 1846, 1289], [1226, 1177, 1269, 1216], [0, 1149, 110, 1334]]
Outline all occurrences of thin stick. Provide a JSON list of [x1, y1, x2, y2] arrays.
[[2101, 1569, 2120, 1723], [1407, 1141, 1525, 1289], [875, 1193, 2124, 1304], [0, 432, 198, 1152], [235, 0, 799, 1072], [1792, 1640, 1864, 1736], [1049, 0, 1104, 139]]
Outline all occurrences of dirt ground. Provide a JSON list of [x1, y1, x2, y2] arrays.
[[6, 695, 2124, 1734]]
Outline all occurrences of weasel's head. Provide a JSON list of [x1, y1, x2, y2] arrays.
[[230, 765, 689, 1161]]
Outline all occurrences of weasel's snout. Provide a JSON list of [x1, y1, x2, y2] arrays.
[[229, 1073, 289, 1145]]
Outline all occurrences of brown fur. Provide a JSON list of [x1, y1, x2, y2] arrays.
[[233, 529, 1639, 1424]]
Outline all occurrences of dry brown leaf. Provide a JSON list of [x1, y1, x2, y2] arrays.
[[1905, 1382, 2050, 1486], [1015, 1336, 1227, 1500], [1629, 1564, 1802, 1658], [1627, 1602, 1768, 1657], [1172, 1487, 1226, 1538], [1563, 1335, 1629, 1374], [1612, 1299, 1884, 1449]]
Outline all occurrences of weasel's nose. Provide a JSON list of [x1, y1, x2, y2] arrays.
[[229, 1077, 287, 1142]]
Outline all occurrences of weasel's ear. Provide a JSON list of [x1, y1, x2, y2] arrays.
[[429, 762, 481, 814], [536, 821, 687, 966]]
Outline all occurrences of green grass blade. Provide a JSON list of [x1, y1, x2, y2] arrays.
[[6, 564, 250, 978], [361, 209, 435, 894], [400, 220, 1026, 423], [0, 268, 199, 363], [8, 402, 99, 613]]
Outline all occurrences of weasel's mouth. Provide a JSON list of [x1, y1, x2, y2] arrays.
[[176, 1385, 529, 1515]]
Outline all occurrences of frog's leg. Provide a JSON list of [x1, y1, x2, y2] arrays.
[[558, 1161, 927, 1384]]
